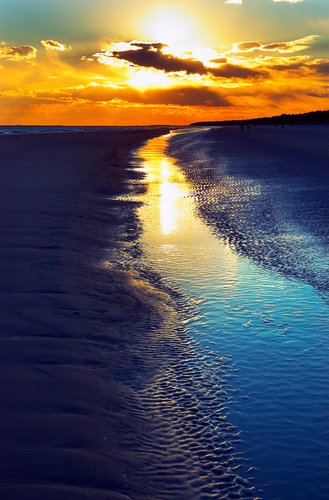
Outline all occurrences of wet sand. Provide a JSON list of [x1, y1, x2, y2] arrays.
[[0, 129, 181, 499]]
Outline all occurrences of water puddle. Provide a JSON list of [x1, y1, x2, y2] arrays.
[[134, 131, 329, 499]]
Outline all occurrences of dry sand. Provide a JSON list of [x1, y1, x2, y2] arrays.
[[0, 129, 180, 499]]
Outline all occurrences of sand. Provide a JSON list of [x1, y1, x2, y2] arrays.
[[0, 129, 181, 499]]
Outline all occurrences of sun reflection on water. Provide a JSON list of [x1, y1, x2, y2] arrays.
[[139, 135, 190, 237], [137, 132, 238, 282], [159, 159, 189, 235]]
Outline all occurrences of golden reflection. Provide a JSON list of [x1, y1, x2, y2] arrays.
[[144, 151, 189, 236], [160, 179, 183, 235], [136, 132, 242, 292], [139, 132, 237, 260]]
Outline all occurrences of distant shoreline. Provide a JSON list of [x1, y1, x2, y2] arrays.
[[190, 109, 329, 127]]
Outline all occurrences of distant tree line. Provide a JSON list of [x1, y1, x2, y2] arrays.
[[190, 110, 329, 127]]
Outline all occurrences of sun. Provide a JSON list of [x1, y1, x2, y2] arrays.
[[141, 8, 199, 45], [127, 67, 172, 90]]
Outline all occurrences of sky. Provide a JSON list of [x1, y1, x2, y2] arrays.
[[0, 0, 328, 125]]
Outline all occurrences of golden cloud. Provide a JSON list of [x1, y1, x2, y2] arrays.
[[0, 43, 37, 60], [233, 35, 318, 54], [41, 40, 71, 51], [262, 35, 318, 53]]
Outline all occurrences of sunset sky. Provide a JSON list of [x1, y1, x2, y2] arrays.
[[0, 0, 328, 125]]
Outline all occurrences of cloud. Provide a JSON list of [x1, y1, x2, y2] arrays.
[[235, 41, 262, 52], [210, 63, 266, 79], [210, 57, 228, 64], [110, 41, 207, 74], [233, 35, 318, 54], [311, 61, 329, 75], [0, 43, 37, 60], [261, 35, 318, 53], [37, 84, 231, 107], [145, 87, 230, 106], [88, 41, 268, 82], [263, 35, 318, 53], [41, 40, 71, 51], [270, 60, 308, 71], [225, 0, 242, 3]]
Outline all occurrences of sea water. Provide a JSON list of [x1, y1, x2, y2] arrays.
[[135, 130, 329, 499]]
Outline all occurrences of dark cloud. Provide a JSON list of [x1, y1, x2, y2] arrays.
[[89, 40, 268, 81], [210, 63, 266, 79], [0, 44, 37, 59], [111, 42, 207, 74], [270, 61, 307, 71], [130, 42, 166, 50], [270, 58, 329, 74], [312, 62, 329, 74]]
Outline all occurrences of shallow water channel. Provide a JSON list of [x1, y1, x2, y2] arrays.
[[135, 132, 329, 499]]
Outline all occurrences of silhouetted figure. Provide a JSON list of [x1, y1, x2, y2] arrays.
[[240, 124, 244, 132]]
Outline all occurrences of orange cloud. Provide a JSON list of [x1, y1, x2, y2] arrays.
[[210, 63, 266, 79], [34, 83, 230, 107], [0, 32, 327, 126]]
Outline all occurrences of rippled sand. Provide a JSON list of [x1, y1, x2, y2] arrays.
[[0, 129, 191, 499], [168, 125, 329, 299]]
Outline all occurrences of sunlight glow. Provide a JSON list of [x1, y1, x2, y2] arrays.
[[127, 68, 172, 90], [141, 8, 199, 45]]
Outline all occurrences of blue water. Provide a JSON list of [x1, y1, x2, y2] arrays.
[[136, 130, 329, 499]]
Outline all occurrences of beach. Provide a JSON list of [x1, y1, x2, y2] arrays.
[[0, 129, 183, 499], [2, 125, 329, 499]]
